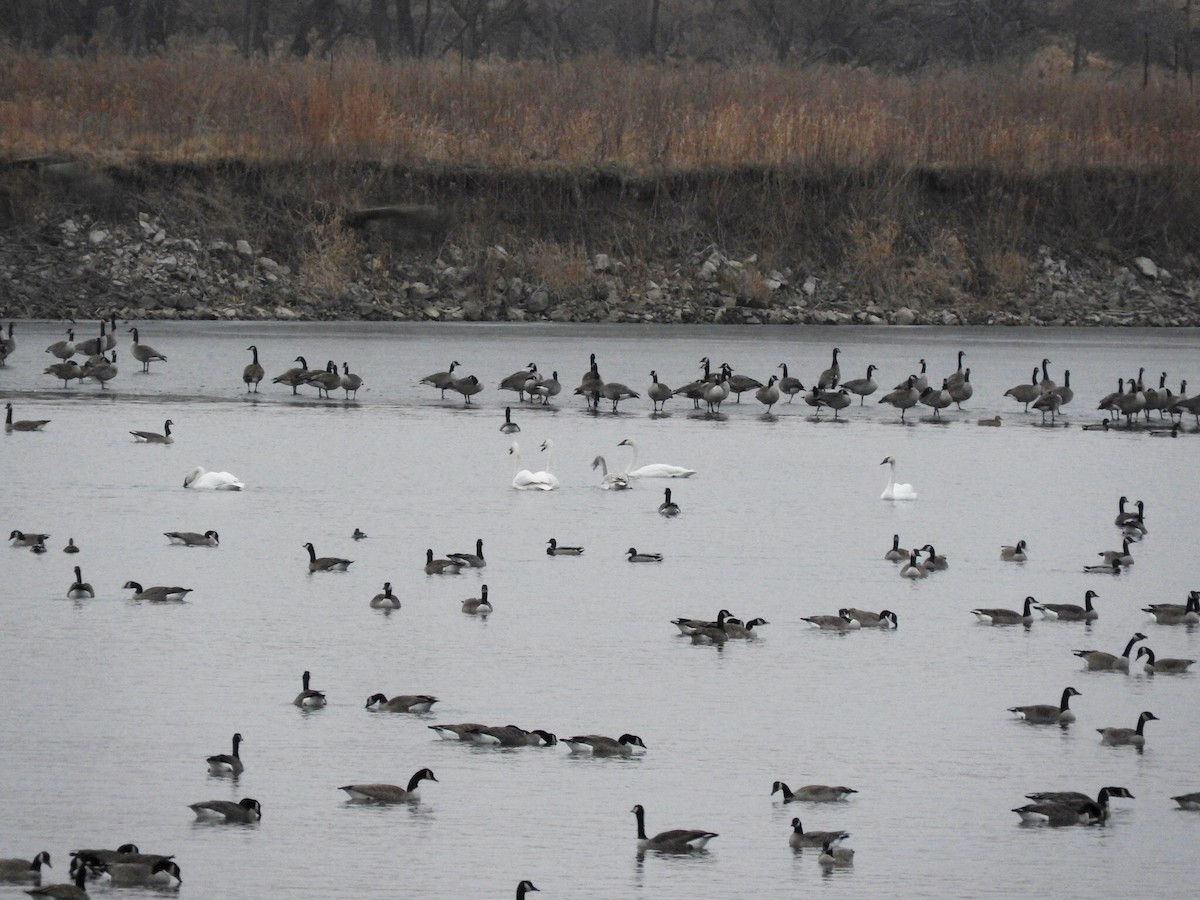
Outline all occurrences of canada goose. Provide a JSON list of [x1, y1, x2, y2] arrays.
[[303, 542, 352, 572], [67, 566, 93, 599], [971, 596, 1036, 626], [338, 362, 363, 399], [778, 363, 804, 401], [448, 538, 487, 568], [1005, 366, 1041, 411], [900, 551, 928, 579], [920, 381, 953, 418], [577, 361, 604, 410], [1171, 792, 1200, 810], [500, 407, 520, 433], [352, 528, 368, 540], [1098, 537, 1137, 567], [292, 670, 326, 708], [242, 345, 264, 392], [130, 419, 174, 444], [818, 388, 853, 419], [0, 850, 51, 882], [428, 723, 488, 741], [466, 725, 557, 747], [1023, 787, 1134, 821], [44, 329, 76, 360], [1073, 633, 1146, 671], [880, 456, 917, 500], [1084, 560, 1124, 575], [688, 619, 728, 645], [977, 415, 1002, 426], [1097, 710, 1158, 747], [725, 616, 770, 638], [123, 581, 192, 602], [842, 608, 898, 628], [601, 379, 640, 412], [671, 609, 735, 636], [1000, 540, 1027, 562], [755, 376, 781, 413], [5, 403, 50, 432], [631, 804, 717, 852], [1009, 687, 1081, 724], [788, 818, 850, 851], [67, 845, 149, 869], [528, 370, 561, 405], [500, 363, 538, 400], [43, 360, 82, 387], [102, 858, 181, 887], [616, 438, 695, 478], [648, 371, 673, 412], [818, 839, 855, 865], [305, 360, 341, 398], [80, 350, 117, 388], [884, 534, 907, 562], [23, 862, 87, 898], [1141, 592, 1200, 624], [772, 782, 858, 803], [462, 585, 492, 615], [1051, 369, 1074, 407], [30, 542, 47, 554], [1097, 378, 1125, 414], [627, 547, 663, 562], [920, 544, 948, 571], [188, 797, 261, 822], [816, 347, 842, 389], [425, 548, 463, 575], [1031, 389, 1062, 424], [952, 366, 974, 407], [127, 327, 166, 372], [1113, 496, 1145, 529], [365, 693, 439, 713], [703, 365, 731, 414], [272, 356, 311, 394], [1012, 799, 1104, 827], [1035, 590, 1099, 622], [62, 539, 79, 554], [658, 487, 681, 517], [562, 733, 647, 756], [420, 361, 460, 398], [720, 367, 761, 403], [164, 530, 219, 547], [894, 358, 928, 392], [1136, 647, 1195, 674], [592, 455, 631, 490], [182, 467, 243, 490], [802, 611, 861, 630], [10, 530, 50, 547], [206, 732, 244, 776], [1037, 358, 1056, 394], [370, 582, 401, 609], [840, 364, 877, 405], [547, 538, 584, 556], [516, 880, 540, 898]]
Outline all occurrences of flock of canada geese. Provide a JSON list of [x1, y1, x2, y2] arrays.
[[2, 320, 1198, 898]]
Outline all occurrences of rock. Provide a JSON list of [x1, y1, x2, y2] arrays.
[[257, 257, 280, 272], [1133, 256, 1158, 279], [235, 240, 254, 258], [892, 307, 917, 326], [88, 229, 108, 245]]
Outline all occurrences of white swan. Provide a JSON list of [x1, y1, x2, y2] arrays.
[[879, 456, 916, 500], [617, 438, 696, 479], [509, 441, 557, 491], [183, 466, 244, 491]]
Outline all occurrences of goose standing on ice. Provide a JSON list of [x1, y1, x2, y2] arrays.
[[242, 345, 264, 392], [128, 327, 167, 372], [777, 363, 804, 402], [879, 376, 920, 421], [1005, 367, 1041, 411], [840, 364, 877, 404]]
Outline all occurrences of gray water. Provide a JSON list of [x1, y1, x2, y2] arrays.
[[1, 321, 1198, 899]]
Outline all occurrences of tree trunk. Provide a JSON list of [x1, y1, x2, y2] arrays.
[[242, 0, 271, 57], [646, 0, 660, 58], [394, 0, 416, 56], [369, 0, 392, 59]]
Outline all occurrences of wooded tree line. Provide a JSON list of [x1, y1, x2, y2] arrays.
[[0, 0, 1193, 75]]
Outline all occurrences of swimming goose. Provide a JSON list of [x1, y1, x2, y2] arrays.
[[366, 693, 439, 712], [971, 596, 1036, 626], [627, 548, 663, 562], [425, 548, 462, 575], [777, 363, 804, 401], [448, 538, 487, 568], [428, 723, 488, 740], [817, 347, 841, 389], [1136, 647, 1195, 674], [562, 733, 647, 756], [292, 671, 326, 708], [67, 566, 94, 599], [127, 327, 166, 372], [242, 345, 264, 392], [839, 364, 877, 405], [1023, 787, 1133, 820], [0, 850, 51, 882], [23, 863, 87, 898], [1141, 592, 1200, 624], [370, 583, 401, 609], [1073, 633, 1146, 671], [688, 619, 729, 645], [10, 530, 51, 547], [592, 456, 631, 490], [842, 608, 898, 628], [303, 542, 352, 572], [617, 438, 695, 478], [788, 818, 850, 850], [62, 539, 79, 554], [5, 403, 50, 432], [339, 362, 363, 399], [1114, 497, 1146, 530], [515, 880, 540, 898], [353, 528, 368, 540], [818, 840, 855, 865], [101, 858, 180, 887], [420, 361, 460, 398], [977, 414, 1001, 426], [1012, 799, 1104, 826], [466, 725, 556, 747], [880, 456, 917, 500], [725, 616, 770, 638], [801, 611, 861, 630], [631, 804, 717, 852], [920, 544, 948, 571], [165, 530, 219, 547], [130, 419, 173, 443], [500, 363, 538, 400], [305, 360, 342, 398], [509, 441, 558, 490], [1172, 792, 1200, 810], [672, 609, 735, 636], [1083, 560, 1124, 575], [183, 467, 244, 490], [44, 329, 76, 361], [900, 551, 928, 579], [1008, 687, 1081, 724], [43, 360, 82, 387], [547, 538, 584, 556], [648, 371, 673, 412], [755, 375, 781, 413], [658, 487, 681, 517], [1097, 710, 1158, 747], [772, 782, 858, 803], [1000, 540, 1027, 561], [500, 407, 520, 433], [124, 581, 192, 602], [206, 732, 244, 776], [272, 356, 310, 394], [1035, 590, 1099, 622], [1005, 367, 1041, 411], [920, 381, 953, 418], [884, 534, 907, 562], [461, 585, 492, 615], [188, 797, 261, 822], [1098, 537, 1137, 567]]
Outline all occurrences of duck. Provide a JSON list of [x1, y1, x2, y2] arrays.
[[44, 329, 76, 360], [777, 363, 804, 402], [242, 345, 264, 392], [508, 440, 559, 490], [880, 456, 917, 500], [617, 438, 695, 478], [182, 467, 244, 490], [292, 671, 326, 708], [1073, 633, 1146, 671], [206, 732, 244, 776], [130, 419, 174, 443], [878, 375, 920, 421], [1098, 710, 1158, 747], [67, 566, 94, 599], [123, 581, 192, 602], [788, 818, 850, 851], [977, 415, 1002, 426], [340, 362, 362, 399], [884, 534, 907, 562], [1136, 647, 1195, 674], [1005, 366, 1041, 411], [1000, 540, 1027, 561], [546, 538, 584, 556], [303, 542, 352, 572], [1081, 418, 1112, 431], [29, 542, 47, 554], [627, 548, 663, 563], [462, 585, 493, 615], [420, 361, 460, 398], [920, 544, 948, 571], [971, 596, 1036, 626], [62, 539, 79, 554], [648, 371, 673, 412], [592, 456, 631, 490], [1008, 687, 1081, 724], [9, 530, 50, 547], [1022, 787, 1134, 822], [900, 551, 928, 579], [127, 327, 166, 372], [658, 487, 681, 517], [188, 797, 261, 822], [370, 582, 401, 609], [500, 407, 520, 433], [1035, 590, 1099, 622], [425, 548, 462, 575], [562, 733, 647, 757], [352, 528, 368, 540], [22, 863, 87, 898], [0, 850, 51, 882], [755, 375, 781, 413], [164, 530, 219, 546], [818, 840, 855, 866], [5, 403, 50, 432], [802, 610, 861, 630], [772, 782, 858, 803], [1142, 591, 1200, 624], [840, 364, 877, 404], [365, 693, 439, 713], [631, 804, 717, 852], [842, 608, 898, 628], [448, 538, 486, 568]]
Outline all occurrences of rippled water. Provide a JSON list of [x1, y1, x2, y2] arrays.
[[2, 321, 1198, 899]]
